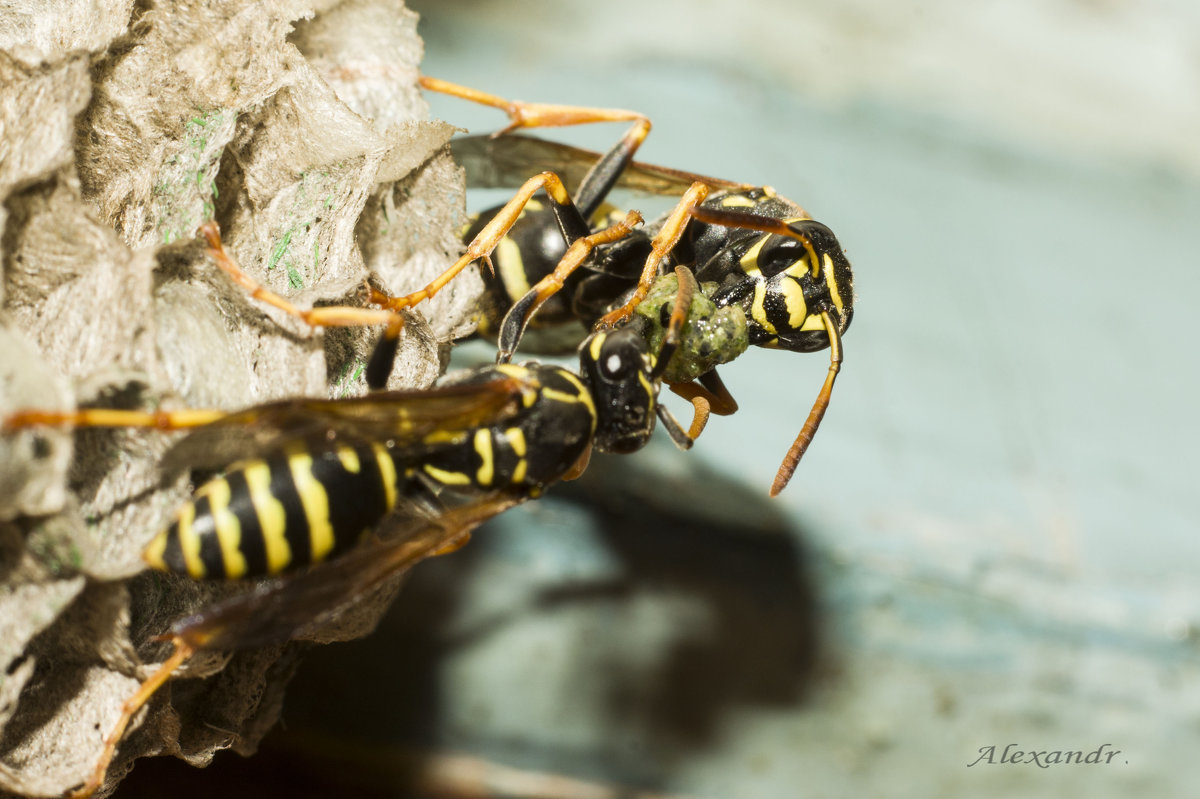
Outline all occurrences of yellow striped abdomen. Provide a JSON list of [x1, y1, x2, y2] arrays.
[[144, 442, 399, 579]]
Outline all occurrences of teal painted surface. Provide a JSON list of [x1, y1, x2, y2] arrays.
[[288, 3, 1199, 797]]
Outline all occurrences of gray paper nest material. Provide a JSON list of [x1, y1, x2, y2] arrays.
[[0, 1, 481, 796]]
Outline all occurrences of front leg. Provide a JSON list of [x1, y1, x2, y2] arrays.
[[596, 182, 712, 329]]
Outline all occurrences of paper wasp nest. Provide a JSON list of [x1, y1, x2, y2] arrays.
[[0, 1, 479, 795]]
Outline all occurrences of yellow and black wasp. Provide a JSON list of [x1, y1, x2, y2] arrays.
[[4, 220, 703, 798], [4, 77, 853, 795], [383, 77, 856, 495]]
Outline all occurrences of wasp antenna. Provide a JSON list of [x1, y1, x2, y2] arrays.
[[770, 310, 842, 496], [655, 404, 695, 451]]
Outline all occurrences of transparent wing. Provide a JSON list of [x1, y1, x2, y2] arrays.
[[162, 373, 534, 473], [169, 492, 526, 652], [452, 133, 748, 196]]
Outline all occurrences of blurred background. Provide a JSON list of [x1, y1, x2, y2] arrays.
[[116, 1, 1199, 797]]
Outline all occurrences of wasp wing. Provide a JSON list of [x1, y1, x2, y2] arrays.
[[452, 133, 748, 196], [161, 373, 535, 473], [169, 492, 525, 652]]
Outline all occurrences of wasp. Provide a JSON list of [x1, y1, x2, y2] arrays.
[[377, 77, 856, 496], [4, 220, 703, 799]]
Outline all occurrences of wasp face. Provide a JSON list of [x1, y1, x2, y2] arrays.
[[707, 218, 854, 353], [579, 327, 658, 454]]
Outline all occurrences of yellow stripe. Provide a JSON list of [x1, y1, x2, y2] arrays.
[[288, 449, 335, 563], [475, 428, 494, 486], [779, 277, 809, 330], [738, 235, 767, 277], [720, 194, 756, 208], [424, 429, 469, 445], [750, 282, 775, 334], [373, 443, 397, 510], [243, 461, 289, 574], [424, 464, 472, 486], [589, 202, 622, 228], [143, 528, 168, 571], [496, 237, 530, 298], [801, 313, 827, 332], [495, 363, 526, 378], [176, 503, 205, 579], [543, 387, 586, 406], [506, 427, 527, 484], [588, 332, 606, 362], [494, 364, 538, 408], [823, 252, 846, 313], [637, 371, 654, 405], [558, 371, 597, 427], [337, 446, 361, 473], [206, 478, 247, 579]]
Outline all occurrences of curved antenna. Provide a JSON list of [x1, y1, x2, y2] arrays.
[[656, 403, 698, 451], [771, 309, 843, 496]]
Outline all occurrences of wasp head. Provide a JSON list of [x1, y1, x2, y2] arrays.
[[578, 327, 657, 454]]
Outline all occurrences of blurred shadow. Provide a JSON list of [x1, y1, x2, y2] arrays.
[[543, 451, 824, 745], [267, 441, 827, 787]]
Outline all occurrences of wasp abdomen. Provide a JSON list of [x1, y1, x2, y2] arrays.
[[419, 364, 597, 493], [145, 442, 399, 579]]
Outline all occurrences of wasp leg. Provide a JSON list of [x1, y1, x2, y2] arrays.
[[770, 309, 842, 496], [2, 407, 225, 432], [700, 370, 740, 415], [68, 640, 196, 799], [418, 76, 656, 222], [201, 222, 401, 331], [667, 370, 739, 418], [364, 314, 408, 391], [371, 171, 596, 316], [573, 119, 651, 221], [562, 444, 592, 481], [496, 210, 644, 363], [596, 182, 712, 330], [419, 75, 648, 137]]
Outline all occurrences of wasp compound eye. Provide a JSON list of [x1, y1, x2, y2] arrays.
[[599, 340, 637, 381]]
